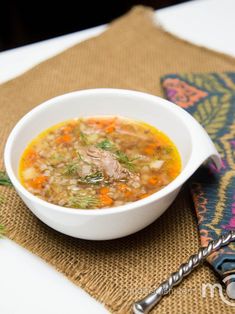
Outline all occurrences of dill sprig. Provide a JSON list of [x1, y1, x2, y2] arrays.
[[49, 153, 64, 166], [69, 191, 99, 209], [76, 150, 90, 164], [115, 151, 139, 171], [78, 171, 104, 184], [96, 139, 116, 151], [0, 171, 12, 186], [63, 162, 79, 176], [76, 150, 94, 168], [80, 131, 89, 145], [96, 140, 138, 172]]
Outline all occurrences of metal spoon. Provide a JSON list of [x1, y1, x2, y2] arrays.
[[133, 231, 235, 314]]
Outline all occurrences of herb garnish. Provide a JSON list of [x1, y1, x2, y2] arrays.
[[76, 150, 97, 169], [69, 191, 99, 209], [49, 153, 64, 166], [80, 131, 89, 145], [96, 139, 139, 171], [163, 146, 173, 154], [78, 171, 104, 184], [76, 150, 90, 164], [115, 151, 139, 171], [63, 162, 79, 176], [0, 171, 12, 186], [96, 139, 116, 151]]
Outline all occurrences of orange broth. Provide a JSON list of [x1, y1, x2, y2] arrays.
[[19, 116, 181, 209]]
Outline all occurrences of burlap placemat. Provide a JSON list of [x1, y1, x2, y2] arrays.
[[1, 6, 235, 314]]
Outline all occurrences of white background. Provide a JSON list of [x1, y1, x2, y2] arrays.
[[0, 0, 235, 313]]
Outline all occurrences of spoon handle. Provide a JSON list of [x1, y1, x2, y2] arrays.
[[133, 231, 235, 314]]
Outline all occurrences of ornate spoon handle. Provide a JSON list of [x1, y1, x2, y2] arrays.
[[133, 231, 235, 314]]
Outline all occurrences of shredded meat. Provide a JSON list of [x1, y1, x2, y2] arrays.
[[82, 146, 132, 180]]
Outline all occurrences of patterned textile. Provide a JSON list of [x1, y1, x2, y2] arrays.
[[161, 73, 235, 277]]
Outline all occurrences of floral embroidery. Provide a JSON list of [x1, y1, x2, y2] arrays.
[[162, 78, 208, 108], [161, 73, 235, 276]]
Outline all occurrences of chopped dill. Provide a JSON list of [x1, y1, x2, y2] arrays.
[[76, 150, 84, 161], [63, 162, 79, 176], [0, 171, 12, 186], [80, 131, 89, 145], [163, 146, 173, 154], [96, 140, 138, 172], [69, 191, 99, 209], [96, 139, 116, 151], [115, 151, 139, 171], [49, 153, 64, 166], [78, 171, 104, 184], [76, 150, 94, 167]]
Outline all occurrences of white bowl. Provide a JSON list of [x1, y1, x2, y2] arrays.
[[4, 89, 221, 240]]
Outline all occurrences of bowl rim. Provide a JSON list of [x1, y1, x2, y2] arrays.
[[4, 88, 206, 216]]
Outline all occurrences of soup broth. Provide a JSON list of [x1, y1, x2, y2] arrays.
[[19, 116, 181, 209]]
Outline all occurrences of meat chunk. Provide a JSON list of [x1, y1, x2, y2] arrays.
[[82, 146, 131, 180]]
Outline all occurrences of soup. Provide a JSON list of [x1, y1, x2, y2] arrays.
[[19, 116, 181, 209]]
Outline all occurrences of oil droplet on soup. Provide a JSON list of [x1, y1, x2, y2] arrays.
[[19, 116, 181, 209]]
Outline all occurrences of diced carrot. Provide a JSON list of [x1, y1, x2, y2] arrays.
[[86, 118, 103, 127], [86, 117, 116, 130], [148, 177, 158, 185], [100, 187, 110, 195], [102, 117, 116, 126], [105, 125, 115, 133], [125, 190, 133, 197], [62, 125, 73, 133], [55, 134, 72, 144], [86, 118, 99, 125], [30, 175, 48, 189], [99, 194, 113, 206], [117, 183, 128, 191], [143, 142, 162, 156], [144, 143, 157, 155], [117, 183, 132, 197], [144, 147, 154, 155]]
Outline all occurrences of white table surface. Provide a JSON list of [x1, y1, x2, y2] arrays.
[[1, 0, 234, 313]]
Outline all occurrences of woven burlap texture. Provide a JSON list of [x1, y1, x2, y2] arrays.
[[1, 6, 235, 314]]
